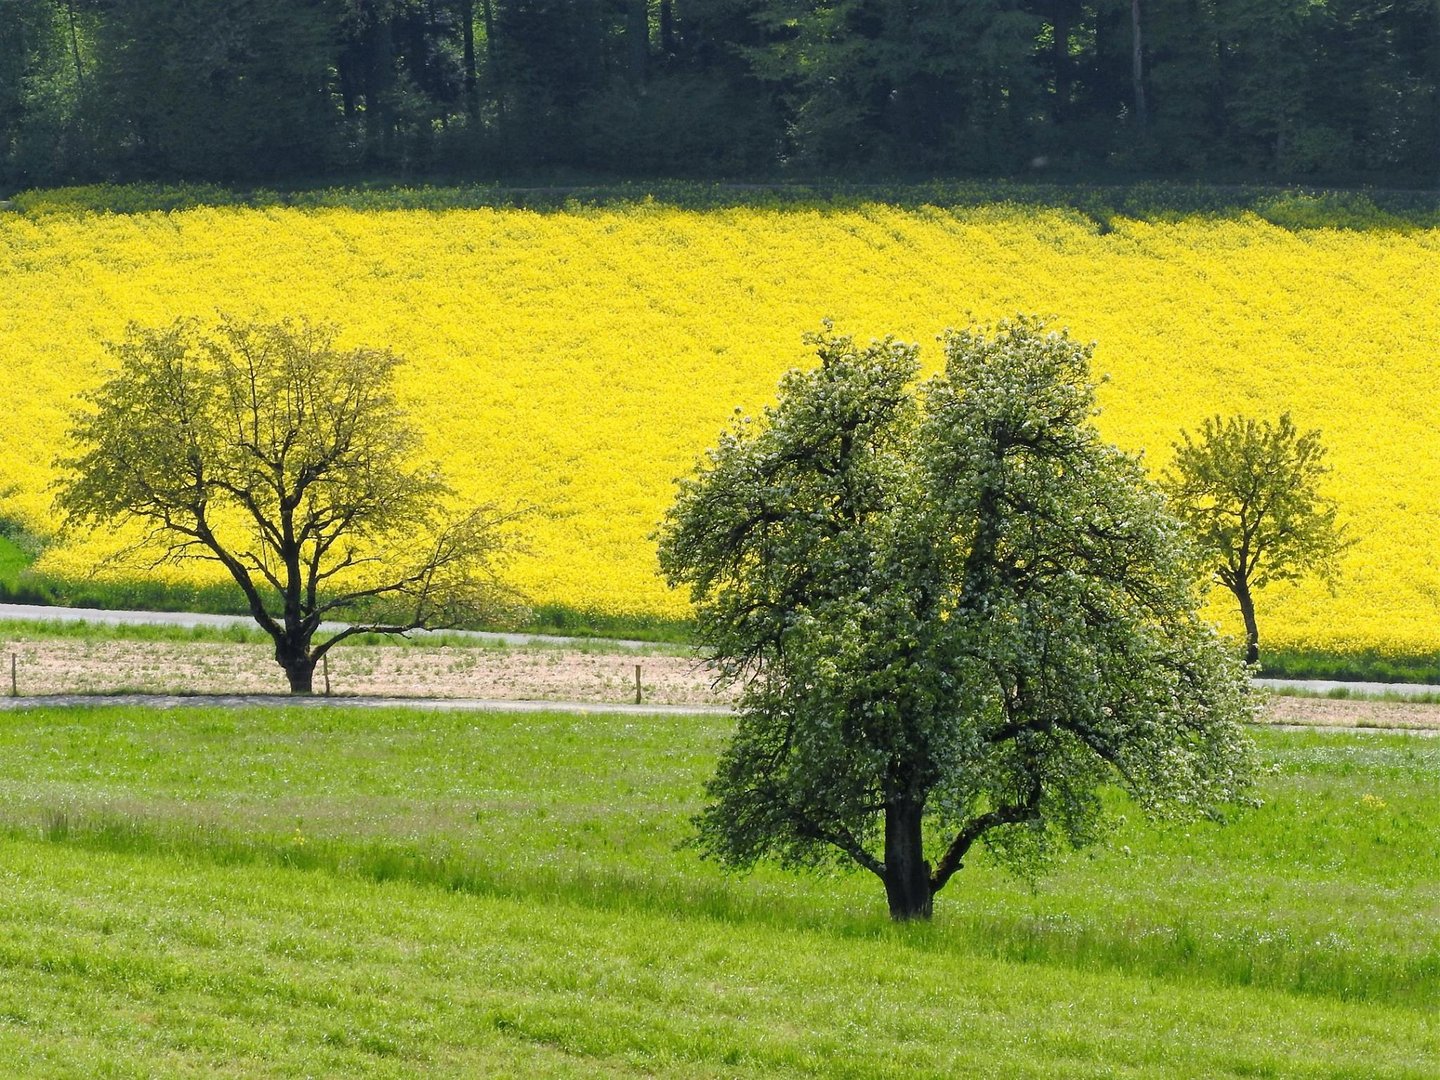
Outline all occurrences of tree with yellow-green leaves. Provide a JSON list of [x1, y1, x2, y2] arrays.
[[55, 316, 514, 693], [1163, 414, 1348, 667]]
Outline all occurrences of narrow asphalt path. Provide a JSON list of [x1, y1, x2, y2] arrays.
[[0, 602, 659, 650]]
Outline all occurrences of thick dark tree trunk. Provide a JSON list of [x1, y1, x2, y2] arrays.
[[883, 798, 933, 920], [1235, 583, 1260, 666], [286, 665, 316, 694], [276, 638, 317, 694]]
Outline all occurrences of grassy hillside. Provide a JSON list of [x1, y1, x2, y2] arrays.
[[0, 703, 1434, 1074], [3, 185, 1439, 662]]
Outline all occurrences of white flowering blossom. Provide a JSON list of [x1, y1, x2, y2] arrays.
[[658, 318, 1255, 920]]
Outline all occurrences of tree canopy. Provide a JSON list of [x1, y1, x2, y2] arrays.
[[2, 0, 1437, 185], [1163, 413, 1347, 665], [658, 318, 1255, 920], [55, 316, 511, 692]]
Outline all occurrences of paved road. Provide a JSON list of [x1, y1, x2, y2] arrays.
[[0, 602, 660, 651]]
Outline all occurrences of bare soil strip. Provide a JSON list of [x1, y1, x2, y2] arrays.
[[0, 638, 730, 706], [1258, 694, 1440, 731], [0, 692, 729, 715], [1, 636, 1437, 729]]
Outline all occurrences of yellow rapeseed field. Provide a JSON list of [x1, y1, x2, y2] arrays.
[[2, 202, 1438, 656]]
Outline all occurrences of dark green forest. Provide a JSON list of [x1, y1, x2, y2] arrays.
[[2, 0, 1438, 187]]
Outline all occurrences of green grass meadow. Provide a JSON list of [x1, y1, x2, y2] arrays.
[[0, 534, 29, 589], [0, 704, 1435, 1076]]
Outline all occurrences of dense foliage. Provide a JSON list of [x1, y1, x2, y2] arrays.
[[2, 0, 1438, 186], [659, 320, 1254, 918]]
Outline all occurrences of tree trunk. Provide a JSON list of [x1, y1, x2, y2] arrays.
[[1431, 0, 1440, 185], [660, 0, 675, 57], [1131, 0, 1148, 131], [276, 639, 317, 694], [883, 798, 933, 920], [339, 48, 358, 118], [1052, 3, 1073, 122], [461, 0, 478, 117], [66, 0, 85, 92], [1234, 582, 1260, 666], [627, 0, 649, 85], [479, 0, 502, 143], [362, 5, 397, 160], [286, 664, 316, 694]]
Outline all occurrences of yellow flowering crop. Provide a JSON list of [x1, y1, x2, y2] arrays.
[[2, 202, 1438, 656]]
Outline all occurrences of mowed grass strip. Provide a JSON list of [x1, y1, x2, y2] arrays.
[[0, 705, 1435, 1074], [1, 707, 1437, 999], [0, 836, 1433, 1080]]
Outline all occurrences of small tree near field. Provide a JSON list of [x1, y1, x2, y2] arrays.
[[56, 316, 513, 693], [658, 318, 1254, 921], [1162, 414, 1346, 666]]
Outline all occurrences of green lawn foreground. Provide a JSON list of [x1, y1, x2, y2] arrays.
[[0, 705, 1435, 1078]]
